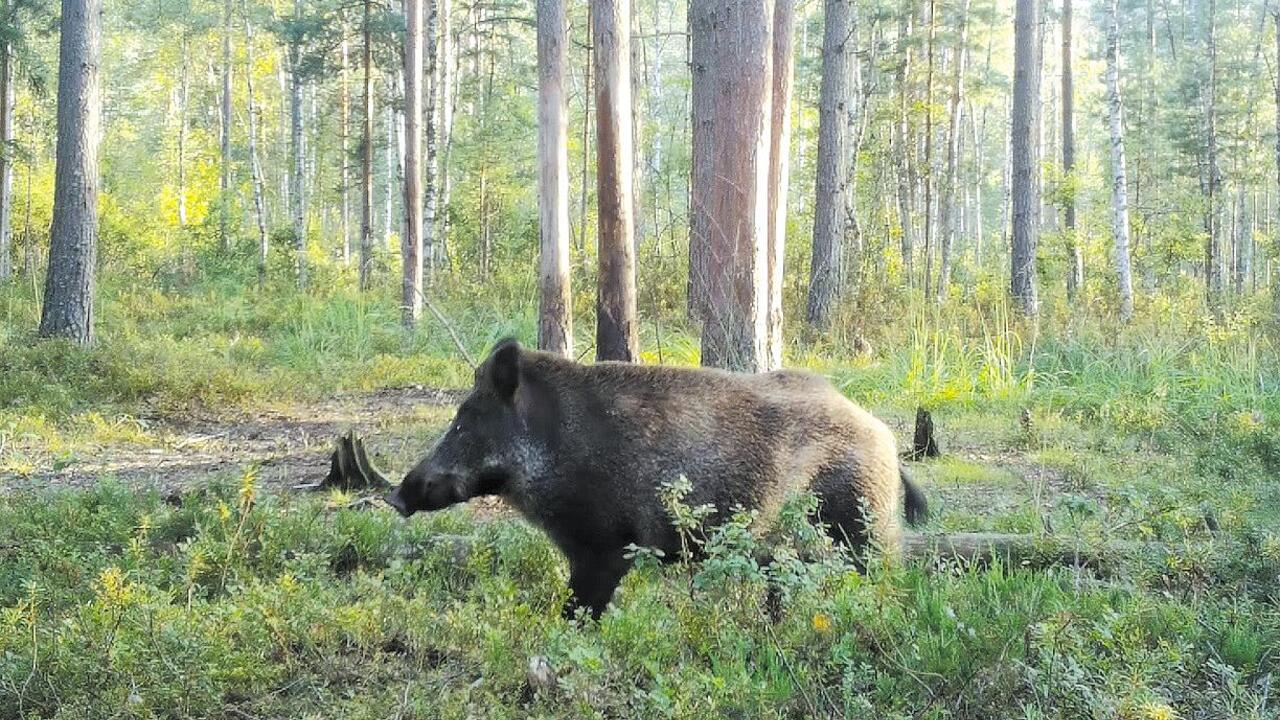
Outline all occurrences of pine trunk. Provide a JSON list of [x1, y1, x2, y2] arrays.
[[1009, 0, 1040, 317], [360, 0, 375, 289], [1105, 0, 1134, 321], [0, 35, 14, 284], [805, 0, 853, 329], [691, 0, 772, 371], [402, 0, 424, 326], [536, 0, 573, 357], [1204, 0, 1222, 311], [594, 0, 639, 362], [340, 31, 351, 265], [1062, 0, 1082, 297], [40, 0, 102, 344]]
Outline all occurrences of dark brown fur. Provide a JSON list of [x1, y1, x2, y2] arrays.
[[386, 339, 927, 618]]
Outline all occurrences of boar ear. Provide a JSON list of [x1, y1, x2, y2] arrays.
[[488, 338, 522, 401]]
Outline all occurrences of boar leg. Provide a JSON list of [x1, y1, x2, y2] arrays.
[[562, 550, 632, 620]]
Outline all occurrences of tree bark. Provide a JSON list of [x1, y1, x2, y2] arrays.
[[402, 0, 425, 326], [0, 33, 14, 284], [436, 0, 453, 267], [40, 0, 102, 344], [340, 29, 351, 266], [536, 0, 572, 358], [921, 0, 937, 299], [594, 0, 638, 362], [1062, 0, 1082, 298], [894, 4, 915, 281], [288, 9, 306, 288], [691, 0, 772, 371], [423, 0, 439, 278], [937, 0, 971, 300], [805, 0, 853, 329], [220, 0, 233, 250], [1105, 0, 1134, 322], [242, 0, 269, 283], [175, 32, 189, 228], [1009, 0, 1040, 317], [360, 0, 375, 290], [764, 0, 794, 370], [1204, 0, 1223, 312], [1233, 188, 1249, 296]]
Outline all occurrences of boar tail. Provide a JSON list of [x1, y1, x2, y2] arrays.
[[901, 464, 928, 525]]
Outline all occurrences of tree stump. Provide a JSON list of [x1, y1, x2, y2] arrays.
[[910, 407, 941, 460], [296, 431, 391, 491]]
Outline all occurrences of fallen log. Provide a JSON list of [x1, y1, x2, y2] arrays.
[[398, 530, 1174, 577]]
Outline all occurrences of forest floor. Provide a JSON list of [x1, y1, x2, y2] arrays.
[[2, 284, 1278, 718], [1, 382, 1242, 543]]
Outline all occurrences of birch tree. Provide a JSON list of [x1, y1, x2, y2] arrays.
[[765, 0, 793, 369], [0, 24, 13, 284], [1105, 0, 1133, 321], [537, 0, 572, 357]]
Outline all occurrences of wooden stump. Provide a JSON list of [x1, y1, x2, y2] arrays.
[[910, 407, 941, 460]]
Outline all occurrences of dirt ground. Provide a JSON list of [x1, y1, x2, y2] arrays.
[[3, 387, 468, 496]]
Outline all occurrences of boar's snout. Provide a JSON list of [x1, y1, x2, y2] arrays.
[[383, 485, 413, 517]]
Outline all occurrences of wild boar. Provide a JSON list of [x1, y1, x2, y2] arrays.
[[385, 338, 927, 619]]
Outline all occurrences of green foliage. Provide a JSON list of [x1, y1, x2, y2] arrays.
[[1, 474, 1276, 718]]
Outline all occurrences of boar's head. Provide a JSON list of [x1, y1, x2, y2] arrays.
[[385, 338, 546, 517]]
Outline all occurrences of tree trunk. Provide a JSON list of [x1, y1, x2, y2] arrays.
[[1062, 0, 1082, 298], [691, 0, 772, 371], [1234, 188, 1249, 296], [436, 0, 453, 267], [1204, 0, 1223, 313], [894, 5, 915, 281], [40, 0, 101, 344], [921, 0, 937, 299], [288, 17, 306, 288], [402, 0, 424, 326], [805, 0, 853, 329], [937, 0, 971, 300], [536, 0, 572, 357], [765, 0, 794, 370], [175, 32, 189, 228], [340, 29, 351, 265], [423, 0, 438, 279], [360, 0, 375, 290], [594, 0, 638, 362], [1105, 0, 1134, 322], [220, 0, 233, 250], [580, 5, 593, 256], [242, 1, 269, 283], [1274, 12, 1280, 328], [0, 34, 14, 284], [1009, 0, 1040, 317]]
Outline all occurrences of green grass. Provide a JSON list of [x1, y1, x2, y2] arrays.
[[0, 478, 1276, 719], [2, 274, 1280, 717]]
